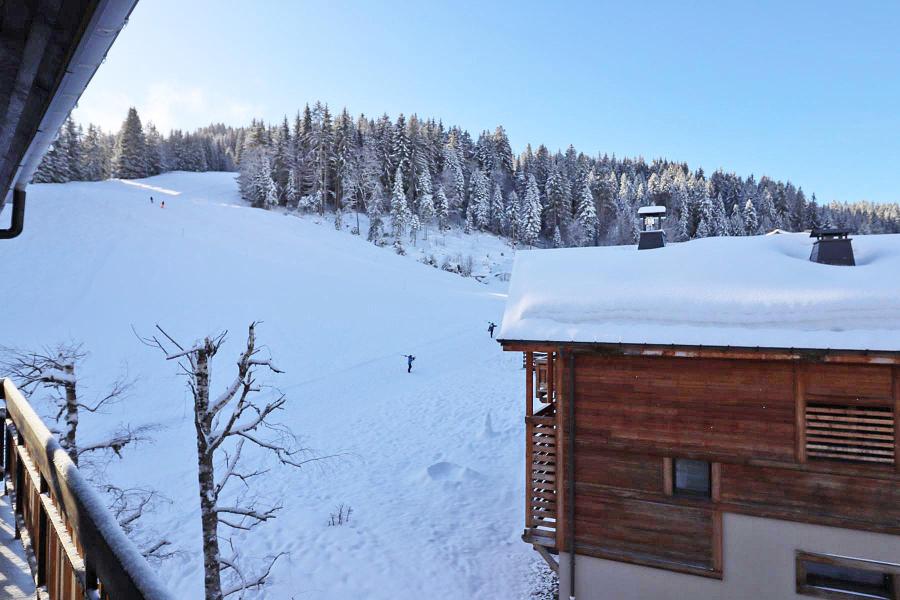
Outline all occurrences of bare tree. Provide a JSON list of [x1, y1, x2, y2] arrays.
[[2, 344, 172, 556], [104, 484, 177, 561], [1, 344, 145, 465], [142, 322, 312, 600]]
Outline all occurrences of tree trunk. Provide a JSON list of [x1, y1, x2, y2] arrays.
[[62, 365, 79, 465], [194, 346, 223, 600]]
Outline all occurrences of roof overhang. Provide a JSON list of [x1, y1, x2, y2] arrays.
[[497, 339, 900, 365], [0, 0, 138, 231]]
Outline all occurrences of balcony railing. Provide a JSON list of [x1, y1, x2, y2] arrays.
[[523, 352, 559, 564], [2, 378, 174, 600]]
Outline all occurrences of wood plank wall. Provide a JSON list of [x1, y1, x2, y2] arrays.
[[559, 353, 900, 579]]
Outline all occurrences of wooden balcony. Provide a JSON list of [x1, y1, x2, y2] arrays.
[[1, 378, 173, 600], [522, 352, 560, 569]]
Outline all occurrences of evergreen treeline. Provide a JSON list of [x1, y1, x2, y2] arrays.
[[38, 104, 900, 249], [33, 107, 236, 183], [234, 102, 900, 249]]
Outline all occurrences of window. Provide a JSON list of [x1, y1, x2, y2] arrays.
[[797, 551, 899, 600], [805, 404, 895, 465], [672, 458, 711, 498]]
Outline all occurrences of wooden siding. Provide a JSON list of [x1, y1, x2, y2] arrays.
[[574, 488, 717, 574], [541, 352, 900, 578], [573, 355, 796, 462], [719, 464, 900, 534]]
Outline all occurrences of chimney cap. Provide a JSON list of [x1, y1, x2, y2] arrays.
[[638, 205, 666, 216], [810, 228, 851, 240]]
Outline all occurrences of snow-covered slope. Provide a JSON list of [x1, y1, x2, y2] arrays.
[[500, 233, 900, 350], [0, 172, 536, 599]]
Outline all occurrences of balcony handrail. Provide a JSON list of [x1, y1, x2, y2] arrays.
[[2, 377, 175, 599]]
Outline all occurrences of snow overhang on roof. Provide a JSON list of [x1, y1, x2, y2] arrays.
[[0, 0, 137, 220], [637, 205, 666, 216], [498, 232, 900, 353]]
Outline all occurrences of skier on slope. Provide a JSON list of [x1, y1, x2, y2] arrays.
[[150, 196, 154, 204], [488, 322, 497, 338], [160, 200, 166, 209], [403, 354, 415, 373]]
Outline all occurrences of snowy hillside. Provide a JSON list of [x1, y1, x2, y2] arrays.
[[0, 172, 540, 599]]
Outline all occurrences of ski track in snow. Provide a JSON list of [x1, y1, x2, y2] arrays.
[[0, 172, 536, 599]]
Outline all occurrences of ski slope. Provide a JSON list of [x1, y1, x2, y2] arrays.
[[0, 172, 538, 599]]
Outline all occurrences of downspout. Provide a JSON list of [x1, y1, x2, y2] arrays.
[[0, 189, 26, 239], [567, 350, 577, 599]]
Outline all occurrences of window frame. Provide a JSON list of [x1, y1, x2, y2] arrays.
[[671, 458, 712, 499], [796, 551, 900, 600]]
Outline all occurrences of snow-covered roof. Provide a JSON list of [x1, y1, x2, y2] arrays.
[[499, 233, 900, 351], [638, 205, 666, 216]]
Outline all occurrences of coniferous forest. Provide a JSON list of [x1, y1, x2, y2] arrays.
[[35, 104, 900, 249]]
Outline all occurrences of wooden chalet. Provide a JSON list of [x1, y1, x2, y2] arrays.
[[498, 232, 900, 600]]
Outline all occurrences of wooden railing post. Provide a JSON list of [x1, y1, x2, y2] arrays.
[[525, 351, 534, 533], [37, 474, 49, 587]]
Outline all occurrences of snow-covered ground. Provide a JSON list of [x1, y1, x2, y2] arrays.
[[0, 172, 539, 599]]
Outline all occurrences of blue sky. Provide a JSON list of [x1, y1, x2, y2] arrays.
[[74, 0, 900, 204]]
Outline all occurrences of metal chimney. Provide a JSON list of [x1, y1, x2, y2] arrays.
[[637, 205, 666, 250], [810, 229, 855, 266]]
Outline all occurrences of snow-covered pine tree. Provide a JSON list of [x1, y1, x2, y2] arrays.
[[409, 213, 420, 245], [695, 194, 715, 238], [504, 190, 519, 243], [81, 124, 109, 181], [264, 157, 278, 209], [469, 170, 489, 230], [552, 225, 563, 248], [113, 107, 148, 179], [742, 197, 759, 235], [62, 118, 83, 181], [418, 178, 436, 239], [145, 123, 164, 176], [286, 169, 299, 208], [521, 174, 542, 247], [367, 190, 385, 243], [434, 184, 450, 231], [575, 180, 598, 246], [390, 166, 411, 240], [32, 136, 69, 183], [711, 195, 730, 236], [729, 202, 746, 236], [489, 184, 504, 233]]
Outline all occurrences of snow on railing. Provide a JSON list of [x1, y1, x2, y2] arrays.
[[2, 378, 175, 600]]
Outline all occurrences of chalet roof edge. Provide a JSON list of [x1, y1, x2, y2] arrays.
[[496, 338, 900, 364]]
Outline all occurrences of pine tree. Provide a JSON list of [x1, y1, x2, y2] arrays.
[[81, 124, 108, 181], [263, 157, 278, 209], [575, 181, 598, 246], [62, 118, 83, 180], [710, 195, 730, 236], [367, 190, 385, 243], [390, 166, 411, 238], [504, 190, 519, 242], [286, 169, 299, 208], [695, 194, 715, 238], [743, 198, 759, 235], [113, 107, 148, 179], [729, 202, 746, 236], [469, 170, 489, 229], [418, 179, 436, 239], [552, 225, 563, 248], [434, 185, 450, 231], [489, 184, 504, 232], [521, 174, 542, 247], [145, 123, 164, 175]]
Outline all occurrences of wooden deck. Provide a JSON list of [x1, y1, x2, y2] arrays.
[[0, 489, 36, 600]]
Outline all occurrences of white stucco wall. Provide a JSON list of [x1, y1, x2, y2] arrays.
[[559, 512, 900, 599]]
